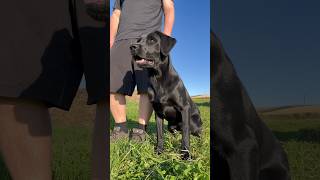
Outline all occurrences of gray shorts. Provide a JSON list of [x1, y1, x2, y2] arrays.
[[110, 39, 149, 96], [0, 0, 107, 111]]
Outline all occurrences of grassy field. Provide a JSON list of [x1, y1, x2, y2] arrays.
[[0, 91, 95, 180], [0, 122, 93, 180], [110, 97, 211, 180], [1, 90, 320, 179], [261, 113, 320, 180]]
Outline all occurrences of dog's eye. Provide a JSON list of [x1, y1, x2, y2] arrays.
[[149, 38, 155, 43]]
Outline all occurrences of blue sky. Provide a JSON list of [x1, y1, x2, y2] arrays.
[[110, 0, 210, 96], [212, 0, 320, 107]]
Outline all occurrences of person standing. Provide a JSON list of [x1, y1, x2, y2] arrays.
[[0, 0, 107, 179]]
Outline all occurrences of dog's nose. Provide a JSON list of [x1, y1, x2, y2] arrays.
[[130, 44, 139, 51]]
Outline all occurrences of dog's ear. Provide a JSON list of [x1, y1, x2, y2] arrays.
[[155, 31, 176, 56]]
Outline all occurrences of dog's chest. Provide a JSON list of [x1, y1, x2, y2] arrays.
[[148, 86, 177, 120], [153, 102, 165, 117], [153, 102, 177, 120], [147, 82, 165, 103]]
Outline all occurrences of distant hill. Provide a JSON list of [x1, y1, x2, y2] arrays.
[[191, 95, 210, 99], [259, 105, 320, 115], [127, 91, 210, 101], [53, 90, 320, 124], [257, 105, 320, 119], [50, 90, 210, 126]]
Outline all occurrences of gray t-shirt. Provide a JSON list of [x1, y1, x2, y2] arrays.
[[113, 0, 163, 41]]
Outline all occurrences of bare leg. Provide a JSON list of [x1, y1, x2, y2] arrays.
[[0, 97, 52, 180], [138, 93, 153, 126], [91, 101, 107, 180], [110, 93, 126, 123]]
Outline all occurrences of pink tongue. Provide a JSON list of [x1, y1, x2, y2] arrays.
[[136, 59, 146, 64]]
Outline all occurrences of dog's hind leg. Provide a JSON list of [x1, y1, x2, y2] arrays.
[[181, 107, 191, 160], [155, 114, 164, 154]]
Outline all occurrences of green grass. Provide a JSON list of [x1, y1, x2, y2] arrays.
[[110, 98, 211, 180], [0, 123, 92, 180], [1, 97, 320, 179], [52, 125, 92, 180], [263, 117, 320, 180]]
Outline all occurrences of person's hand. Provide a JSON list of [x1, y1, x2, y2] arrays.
[[110, 9, 121, 49], [110, 39, 114, 49], [163, 31, 171, 37], [163, 0, 174, 37]]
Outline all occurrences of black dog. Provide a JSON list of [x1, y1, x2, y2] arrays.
[[212, 32, 291, 180], [130, 31, 202, 160]]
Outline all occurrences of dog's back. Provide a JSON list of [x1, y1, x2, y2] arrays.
[[212, 32, 291, 180]]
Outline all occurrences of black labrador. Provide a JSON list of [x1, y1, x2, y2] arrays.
[[130, 31, 202, 160], [212, 32, 291, 180]]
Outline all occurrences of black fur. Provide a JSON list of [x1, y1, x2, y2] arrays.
[[211, 32, 291, 180], [130, 31, 202, 160]]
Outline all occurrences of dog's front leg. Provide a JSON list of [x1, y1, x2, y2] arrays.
[[155, 113, 164, 154], [181, 107, 191, 160]]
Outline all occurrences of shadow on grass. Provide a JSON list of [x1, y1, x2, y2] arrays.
[[273, 128, 320, 143]]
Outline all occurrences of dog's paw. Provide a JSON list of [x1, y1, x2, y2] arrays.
[[181, 149, 191, 160]]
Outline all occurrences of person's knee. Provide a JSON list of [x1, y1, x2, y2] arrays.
[[110, 93, 125, 98], [110, 93, 126, 105], [0, 97, 51, 137], [96, 100, 108, 118], [97, 100, 107, 109], [139, 93, 151, 104], [139, 93, 148, 99]]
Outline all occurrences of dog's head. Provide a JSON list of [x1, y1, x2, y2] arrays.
[[167, 106, 202, 137], [130, 31, 176, 69], [190, 107, 202, 137]]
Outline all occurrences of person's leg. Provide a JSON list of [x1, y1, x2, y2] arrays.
[[110, 93, 126, 124], [0, 97, 52, 180], [109, 93, 128, 139], [130, 60, 154, 141], [109, 39, 137, 135], [134, 64, 153, 131], [91, 100, 107, 180], [130, 93, 153, 141], [138, 93, 153, 129]]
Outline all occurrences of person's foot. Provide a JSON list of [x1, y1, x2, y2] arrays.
[[110, 127, 128, 142], [130, 128, 147, 142]]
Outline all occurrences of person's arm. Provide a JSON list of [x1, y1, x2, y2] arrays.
[[110, 9, 121, 48], [162, 0, 175, 36]]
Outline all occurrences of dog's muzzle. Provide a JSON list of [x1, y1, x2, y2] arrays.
[[130, 44, 140, 56], [130, 44, 155, 67]]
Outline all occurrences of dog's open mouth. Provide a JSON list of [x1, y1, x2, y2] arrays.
[[135, 56, 154, 66]]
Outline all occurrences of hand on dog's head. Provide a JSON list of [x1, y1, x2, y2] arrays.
[[130, 31, 176, 69]]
